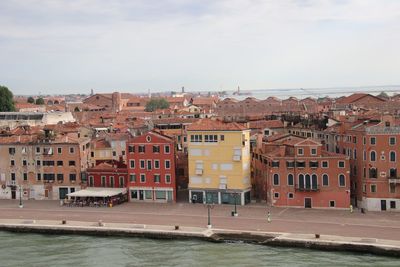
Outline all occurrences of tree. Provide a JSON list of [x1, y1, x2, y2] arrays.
[[27, 96, 35, 103], [145, 98, 170, 112], [0, 85, 15, 112], [35, 97, 45, 105]]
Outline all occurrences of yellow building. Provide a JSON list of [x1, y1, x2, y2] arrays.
[[187, 119, 251, 205]]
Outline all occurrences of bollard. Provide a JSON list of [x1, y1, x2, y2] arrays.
[[315, 234, 320, 239], [98, 220, 104, 227], [175, 225, 179, 230], [62, 219, 67, 225]]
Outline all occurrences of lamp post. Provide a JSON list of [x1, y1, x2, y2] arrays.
[[205, 203, 214, 229], [233, 192, 238, 217], [19, 185, 23, 208]]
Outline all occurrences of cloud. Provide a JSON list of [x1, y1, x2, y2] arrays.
[[0, 0, 399, 94]]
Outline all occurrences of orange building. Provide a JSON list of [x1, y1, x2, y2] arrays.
[[252, 135, 350, 209]]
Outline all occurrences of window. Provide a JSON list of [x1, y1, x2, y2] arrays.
[[390, 201, 396, 209], [309, 161, 318, 168], [154, 160, 160, 169], [370, 137, 376, 145], [390, 168, 397, 178], [128, 145, 135, 153], [119, 176, 124, 188], [147, 160, 152, 170], [286, 161, 295, 168], [57, 174, 64, 182], [154, 174, 161, 183], [37, 173, 41, 181], [153, 145, 160, 153], [22, 160, 27, 166], [296, 161, 305, 168], [110, 176, 114, 187], [370, 184, 377, 193], [37, 160, 41, 166], [353, 136, 357, 144], [273, 174, 279, 186], [322, 161, 328, 168], [69, 174, 76, 181], [36, 147, 40, 154], [274, 192, 279, 199], [165, 160, 171, 169], [190, 134, 202, 143], [370, 151, 376, 162], [298, 174, 304, 189], [140, 160, 145, 169], [311, 148, 317, 155], [287, 174, 294, 186], [130, 160, 135, 169], [112, 151, 116, 157], [101, 176, 106, 187], [288, 192, 294, 199], [297, 148, 303, 155], [68, 161, 76, 166], [21, 147, 27, 154], [338, 161, 345, 168], [220, 135, 225, 141], [140, 174, 146, 183], [57, 147, 62, 154], [338, 174, 345, 187], [390, 151, 396, 162], [204, 135, 218, 143], [369, 168, 377, 178], [10, 160, 15, 166], [390, 183, 396, 194], [129, 174, 136, 182], [9, 147, 16, 155], [43, 161, 55, 166], [139, 145, 145, 153], [165, 174, 171, 184], [271, 161, 280, 168], [322, 174, 329, 186], [69, 147, 75, 154], [91, 151, 94, 157], [57, 161, 63, 166], [390, 137, 396, 145], [329, 201, 335, 208], [164, 145, 170, 154], [23, 173, 28, 181]]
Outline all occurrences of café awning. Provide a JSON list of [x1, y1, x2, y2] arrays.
[[67, 188, 127, 198]]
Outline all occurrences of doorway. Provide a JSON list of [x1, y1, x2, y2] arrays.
[[11, 190, 16, 199], [381, 200, 387, 211], [59, 188, 68, 200], [304, 197, 312, 208], [139, 190, 144, 200]]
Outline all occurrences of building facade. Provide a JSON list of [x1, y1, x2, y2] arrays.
[[187, 119, 251, 205], [126, 131, 176, 202]]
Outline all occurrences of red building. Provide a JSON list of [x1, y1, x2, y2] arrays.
[[87, 160, 128, 188], [252, 135, 350, 209], [126, 131, 176, 202]]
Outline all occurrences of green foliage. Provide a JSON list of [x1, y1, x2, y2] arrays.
[[145, 98, 170, 112], [35, 97, 45, 105], [0, 85, 15, 112], [27, 96, 35, 103]]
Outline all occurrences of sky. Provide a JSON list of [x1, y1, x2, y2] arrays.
[[0, 0, 400, 95]]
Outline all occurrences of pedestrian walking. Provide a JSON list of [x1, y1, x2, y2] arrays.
[[267, 211, 271, 223]]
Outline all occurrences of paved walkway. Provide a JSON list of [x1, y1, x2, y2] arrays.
[[1, 200, 400, 241]]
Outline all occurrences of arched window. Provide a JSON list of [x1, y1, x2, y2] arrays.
[[338, 174, 345, 187], [311, 174, 318, 190], [287, 174, 294, 186], [273, 174, 279, 186], [390, 151, 396, 162], [299, 174, 304, 189], [305, 174, 311, 189], [322, 174, 329, 186], [370, 151, 376, 162]]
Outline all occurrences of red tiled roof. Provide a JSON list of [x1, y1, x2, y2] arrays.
[[187, 118, 247, 131]]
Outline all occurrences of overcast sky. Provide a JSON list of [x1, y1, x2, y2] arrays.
[[1, 0, 399, 95]]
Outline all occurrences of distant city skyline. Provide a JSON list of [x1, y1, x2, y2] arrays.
[[1, 0, 399, 95]]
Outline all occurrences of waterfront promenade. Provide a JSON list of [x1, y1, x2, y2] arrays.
[[1, 200, 400, 241]]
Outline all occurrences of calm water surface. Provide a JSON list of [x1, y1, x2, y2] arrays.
[[1, 231, 398, 267]]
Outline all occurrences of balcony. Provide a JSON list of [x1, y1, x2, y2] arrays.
[[388, 176, 400, 184], [295, 184, 320, 192]]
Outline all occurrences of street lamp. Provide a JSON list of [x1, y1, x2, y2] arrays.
[[205, 203, 214, 229], [19, 185, 23, 208], [233, 192, 238, 217]]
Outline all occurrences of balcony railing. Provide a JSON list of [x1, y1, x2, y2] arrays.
[[295, 184, 320, 192]]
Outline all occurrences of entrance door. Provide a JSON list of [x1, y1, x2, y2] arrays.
[[70, 188, 75, 193], [304, 198, 312, 208], [11, 190, 16, 199], [139, 190, 144, 200], [381, 200, 387, 211], [59, 188, 68, 200]]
